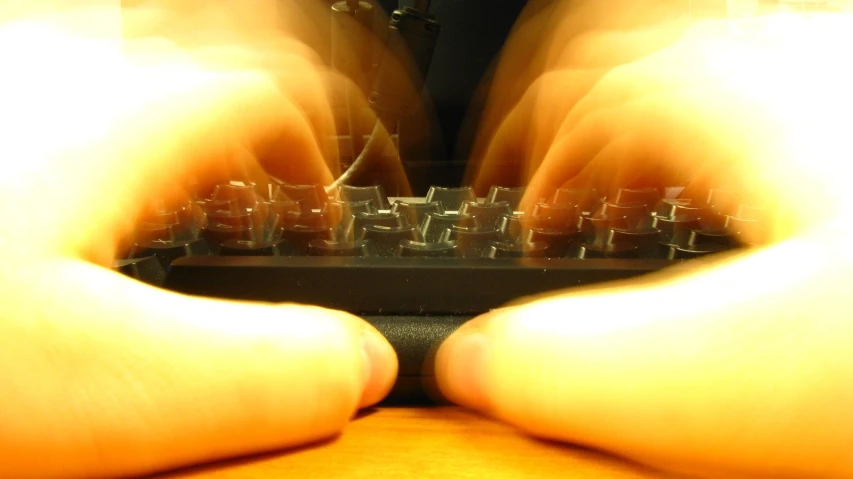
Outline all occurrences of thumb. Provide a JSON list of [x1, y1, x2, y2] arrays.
[[0, 258, 397, 479], [436, 239, 853, 479]]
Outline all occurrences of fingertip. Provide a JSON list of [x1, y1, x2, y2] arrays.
[[435, 315, 499, 412], [358, 327, 398, 408]]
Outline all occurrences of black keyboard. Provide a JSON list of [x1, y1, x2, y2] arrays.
[[115, 182, 761, 403]]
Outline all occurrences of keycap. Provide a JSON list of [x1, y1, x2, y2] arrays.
[[498, 214, 524, 243], [201, 217, 256, 251], [391, 201, 443, 228], [347, 212, 408, 240], [653, 215, 701, 245], [442, 226, 501, 258], [280, 225, 335, 255], [529, 203, 580, 230], [361, 225, 423, 257], [141, 203, 198, 240], [274, 184, 328, 210], [268, 200, 303, 218], [705, 188, 740, 215], [527, 227, 583, 258], [397, 239, 457, 257], [736, 204, 765, 221], [211, 183, 261, 209], [458, 201, 513, 228], [607, 227, 664, 258], [668, 203, 711, 221], [687, 227, 737, 248], [130, 238, 211, 270], [113, 256, 166, 286], [597, 202, 650, 229], [578, 243, 639, 259], [328, 200, 376, 231], [671, 243, 726, 259], [201, 199, 242, 216], [425, 186, 476, 211], [551, 188, 600, 213], [486, 186, 525, 211], [654, 198, 692, 218], [487, 241, 548, 258], [421, 212, 475, 242], [725, 215, 766, 245], [613, 187, 660, 209], [280, 210, 334, 230], [338, 185, 390, 209], [579, 215, 629, 244], [308, 239, 373, 257], [219, 239, 283, 256]]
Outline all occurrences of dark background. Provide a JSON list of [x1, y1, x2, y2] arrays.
[[372, 0, 529, 191]]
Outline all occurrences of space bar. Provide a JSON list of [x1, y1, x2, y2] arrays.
[[164, 256, 674, 315]]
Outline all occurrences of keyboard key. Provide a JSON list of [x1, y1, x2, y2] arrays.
[[201, 216, 256, 251], [130, 238, 211, 269], [529, 203, 580, 230], [498, 214, 524, 243], [274, 184, 328, 210], [347, 212, 408, 240], [551, 188, 600, 213], [308, 239, 373, 257], [361, 225, 422, 257], [219, 239, 283, 256], [578, 243, 639, 259], [597, 202, 650, 229], [705, 188, 740, 215], [338, 185, 390, 209], [487, 241, 548, 258], [654, 198, 692, 218], [458, 201, 512, 228], [671, 243, 726, 259], [421, 212, 474, 242], [425, 186, 476, 211], [486, 186, 525, 210], [579, 215, 629, 244], [211, 183, 261, 209], [607, 227, 665, 258], [328, 200, 377, 231], [725, 215, 766, 245], [613, 187, 660, 209], [397, 239, 457, 257], [442, 226, 501, 258], [280, 225, 335, 255], [527, 227, 582, 257], [391, 201, 443, 228], [113, 256, 166, 286], [687, 227, 737, 248], [268, 200, 303, 218], [653, 215, 701, 245]]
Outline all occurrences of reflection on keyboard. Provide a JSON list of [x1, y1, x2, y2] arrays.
[[114, 182, 762, 403]]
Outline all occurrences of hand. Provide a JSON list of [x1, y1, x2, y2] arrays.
[[0, 4, 396, 478], [440, 8, 853, 479]]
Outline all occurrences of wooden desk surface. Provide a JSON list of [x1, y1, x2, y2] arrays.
[[162, 407, 666, 478]]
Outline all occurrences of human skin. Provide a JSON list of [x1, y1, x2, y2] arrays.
[[439, 4, 853, 479], [0, 3, 397, 478]]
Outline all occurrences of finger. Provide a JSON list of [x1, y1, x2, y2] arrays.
[[436, 240, 853, 478], [518, 81, 761, 214], [0, 258, 397, 479], [470, 21, 689, 194], [1, 38, 333, 260]]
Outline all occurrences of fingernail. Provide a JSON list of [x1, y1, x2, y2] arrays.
[[436, 328, 492, 411], [359, 329, 397, 408]]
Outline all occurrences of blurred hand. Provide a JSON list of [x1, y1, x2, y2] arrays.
[[0, 3, 396, 478], [441, 6, 853, 479]]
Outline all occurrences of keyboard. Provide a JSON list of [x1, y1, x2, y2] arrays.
[[114, 182, 761, 403]]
